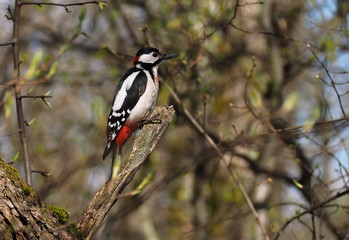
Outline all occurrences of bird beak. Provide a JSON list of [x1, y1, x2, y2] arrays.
[[162, 53, 179, 60]]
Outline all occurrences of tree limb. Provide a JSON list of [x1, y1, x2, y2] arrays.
[[12, 0, 32, 186], [77, 106, 175, 239]]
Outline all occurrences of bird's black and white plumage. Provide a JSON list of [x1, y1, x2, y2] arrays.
[[102, 47, 179, 170]]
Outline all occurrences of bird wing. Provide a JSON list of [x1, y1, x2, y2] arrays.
[[102, 70, 148, 160]]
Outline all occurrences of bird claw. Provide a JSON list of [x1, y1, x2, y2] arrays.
[[139, 118, 162, 129]]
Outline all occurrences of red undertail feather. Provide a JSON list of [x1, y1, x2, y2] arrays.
[[102, 122, 138, 160], [116, 123, 136, 146]]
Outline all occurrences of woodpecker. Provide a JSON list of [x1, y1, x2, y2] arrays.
[[102, 47, 178, 175]]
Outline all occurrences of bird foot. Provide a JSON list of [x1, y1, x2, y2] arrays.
[[139, 118, 162, 129]]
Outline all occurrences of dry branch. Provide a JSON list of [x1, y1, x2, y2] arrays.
[[77, 106, 175, 239]]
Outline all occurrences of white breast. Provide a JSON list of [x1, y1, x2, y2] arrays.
[[128, 70, 159, 123]]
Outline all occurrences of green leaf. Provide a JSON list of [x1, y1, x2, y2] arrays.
[[99, 2, 108, 10], [74, 7, 85, 34], [28, 86, 35, 95], [59, 45, 71, 55], [13, 152, 19, 162], [292, 179, 303, 189], [110, 10, 119, 21], [46, 101, 53, 109], [91, 96, 105, 126], [43, 99, 53, 109], [27, 118, 36, 126], [25, 49, 43, 79], [270, 223, 280, 233], [4, 91, 14, 119], [281, 92, 298, 113], [313, 163, 320, 170], [96, 49, 106, 59], [304, 107, 321, 132], [45, 61, 59, 79], [133, 172, 154, 195], [45, 90, 51, 96], [78, 7, 86, 22]]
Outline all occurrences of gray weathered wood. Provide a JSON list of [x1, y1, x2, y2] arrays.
[[77, 106, 175, 239]]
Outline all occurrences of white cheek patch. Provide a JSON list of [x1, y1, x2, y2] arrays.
[[138, 53, 158, 63]]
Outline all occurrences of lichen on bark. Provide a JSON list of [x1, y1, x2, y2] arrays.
[[0, 159, 75, 239]]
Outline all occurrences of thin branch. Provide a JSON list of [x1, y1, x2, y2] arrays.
[[231, 0, 240, 22], [188, 46, 204, 70], [203, 0, 240, 39], [243, 56, 259, 120], [307, 44, 347, 118], [229, 23, 321, 50], [19, 95, 53, 99], [6, 5, 14, 22], [306, 19, 349, 33], [20, 1, 106, 13], [32, 170, 51, 177], [81, 32, 133, 62], [12, 0, 32, 186], [0, 40, 14, 46], [141, 25, 151, 46], [273, 189, 349, 240]]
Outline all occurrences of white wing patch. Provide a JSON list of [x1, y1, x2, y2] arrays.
[[112, 72, 139, 112]]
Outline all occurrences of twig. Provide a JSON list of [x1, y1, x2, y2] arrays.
[[306, 19, 349, 33], [141, 26, 151, 46], [188, 46, 204, 70], [81, 32, 133, 62], [32, 170, 51, 177], [229, 23, 321, 50], [243, 56, 259, 120], [273, 189, 349, 240], [0, 40, 14, 46], [20, 95, 53, 99], [204, 0, 240, 39], [6, 5, 14, 21], [20, 1, 106, 13], [307, 44, 347, 118]]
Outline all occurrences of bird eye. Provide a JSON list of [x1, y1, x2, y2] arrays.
[[152, 53, 159, 57]]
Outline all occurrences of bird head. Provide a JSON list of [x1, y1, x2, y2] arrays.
[[133, 47, 179, 69]]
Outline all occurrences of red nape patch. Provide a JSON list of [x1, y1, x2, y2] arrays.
[[116, 124, 134, 146], [133, 56, 140, 65]]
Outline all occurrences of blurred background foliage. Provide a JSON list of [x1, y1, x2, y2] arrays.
[[1, 0, 349, 239]]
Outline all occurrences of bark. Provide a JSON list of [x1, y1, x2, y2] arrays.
[[0, 161, 74, 239], [0, 106, 175, 240]]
